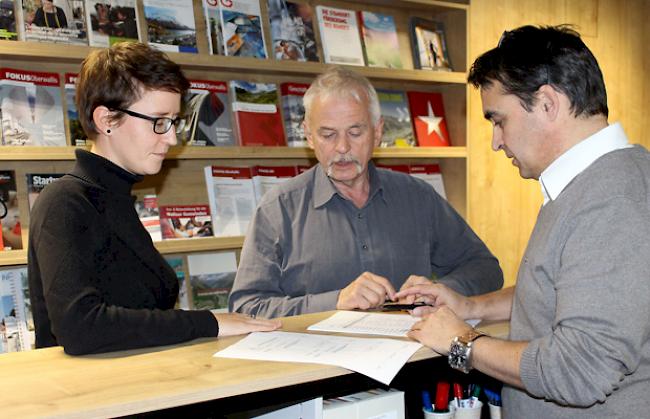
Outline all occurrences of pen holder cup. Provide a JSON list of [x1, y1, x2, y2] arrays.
[[422, 404, 456, 419], [454, 400, 483, 419], [488, 402, 502, 419]]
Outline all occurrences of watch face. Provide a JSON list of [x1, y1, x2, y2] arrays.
[[449, 342, 468, 371]]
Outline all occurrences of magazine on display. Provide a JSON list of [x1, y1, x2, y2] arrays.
[[316, 5, 363, 66], [26, 173, 64, 211], [64, 73, 86, 146], [359, 11, 402, 69], [19, 0, 88, 45], [409, 164, 447, 199], [230, 80, 285, 147], [407, 90, 450, 147], [187, 251, 237, 312], [215, 0, 267, 58], [201, 0, 223, 55], [279, 81, 309, 147], [143, 0, 197, 53], [164, 255, 190, 310], [203, 165, 257, 237], [85, 0, 140, 47], [252, 165, 297, 203], [182, 79, 235, 146], [0, 170, 22, 251], [0, 266, 33, 353], [376, 88, 414, 147], [134, 193, 162, 242], [0, 68, 67, 146], [0, 0, 18, 40], [159, 204, 213, 240], [267, 0, 318, 62], [410, 18, 452, 71]]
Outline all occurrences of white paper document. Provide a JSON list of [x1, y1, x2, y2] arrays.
[[214, 331, 422, 385], [307, 311, 482, 337], [307, 311, 420, 337]]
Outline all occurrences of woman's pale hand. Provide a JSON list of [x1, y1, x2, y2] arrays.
[[213, 312, 281, 337]]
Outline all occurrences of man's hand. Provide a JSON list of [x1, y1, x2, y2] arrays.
[[214, 312, 282, 337], [408, 306, 472, 354], [337, 271, 397, 310], [397, 275, 434, 304], [395, 282, 475, 318]]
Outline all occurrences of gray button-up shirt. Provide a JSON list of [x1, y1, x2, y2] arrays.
[[229, 163, 502, 318]]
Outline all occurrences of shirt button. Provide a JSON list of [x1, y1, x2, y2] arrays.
[[362, 244, 368, 250], [357, 213, 363, 219]]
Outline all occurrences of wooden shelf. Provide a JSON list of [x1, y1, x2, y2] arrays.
[[0, 237, 245, 266], [0, 40, 466, 85], [155, 236, 245, 255], [0, 146, 467, 160], [0, 249, 27, 267]]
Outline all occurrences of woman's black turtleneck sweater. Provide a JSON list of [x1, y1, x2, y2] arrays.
[[28, 149, 218, 355]]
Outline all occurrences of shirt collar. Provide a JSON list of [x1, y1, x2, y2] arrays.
[[539, 122, 630, 204], [313, 162, 384, 208]]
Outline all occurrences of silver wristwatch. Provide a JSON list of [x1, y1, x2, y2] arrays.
[[448, 329, 487, 374]]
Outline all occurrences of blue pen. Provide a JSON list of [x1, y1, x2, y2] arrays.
[[422, 390, 433, 412], [484, 388, 502, 407]]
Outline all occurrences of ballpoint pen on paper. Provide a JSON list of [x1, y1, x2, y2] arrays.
[[434, 381, 450, 413]]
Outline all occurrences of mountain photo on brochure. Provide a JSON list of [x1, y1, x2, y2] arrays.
[[143, 0, 197, 53], [376, 88, 414, 147], [85, 0, 140, 47], [267, 0, 318, 62], [410, 18, 452, 71], [359, 11, 402, 69], [230, 80, 285, 147], [20, 0, 88, 45], [187, 251, 237, 312]]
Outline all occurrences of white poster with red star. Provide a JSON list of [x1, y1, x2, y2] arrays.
[[407, 91, 451, 147]]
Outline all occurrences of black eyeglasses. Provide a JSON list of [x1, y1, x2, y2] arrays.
[[111, 108, 186, 134]]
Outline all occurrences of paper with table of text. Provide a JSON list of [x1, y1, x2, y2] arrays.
[[307, 311, 482, 337], [214, 331, 422, 385], [307, 311, 419, 337]]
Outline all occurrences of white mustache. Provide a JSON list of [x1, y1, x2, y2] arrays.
[[326, 155, 363, 177]]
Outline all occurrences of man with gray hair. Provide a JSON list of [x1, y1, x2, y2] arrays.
[[229, 67, 503, 318]]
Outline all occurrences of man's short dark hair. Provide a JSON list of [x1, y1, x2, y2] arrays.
[[468, 25, 608, 118]]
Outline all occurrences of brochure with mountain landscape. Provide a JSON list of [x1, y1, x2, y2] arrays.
[[143, 0, 197, 53], [376, 89, 414, 147]]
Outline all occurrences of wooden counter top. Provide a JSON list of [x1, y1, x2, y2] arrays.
[[0, 311, 508, 418]]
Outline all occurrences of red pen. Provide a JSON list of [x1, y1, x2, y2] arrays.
[[434, 381, 450, 413], [453, 382, 463, 408]]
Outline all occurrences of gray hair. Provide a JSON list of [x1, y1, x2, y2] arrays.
[[303, 67, 381, 126]]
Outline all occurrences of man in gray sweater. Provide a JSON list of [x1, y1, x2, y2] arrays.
[[396, 25, 650, 417]]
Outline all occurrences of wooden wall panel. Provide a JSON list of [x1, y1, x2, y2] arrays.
[[468, 0, 650, 286]]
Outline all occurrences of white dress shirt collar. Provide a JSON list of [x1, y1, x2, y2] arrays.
[[539, 122, 630, 205]]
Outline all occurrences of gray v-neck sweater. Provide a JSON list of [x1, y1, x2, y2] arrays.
[[504, 145, 650, 418]]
